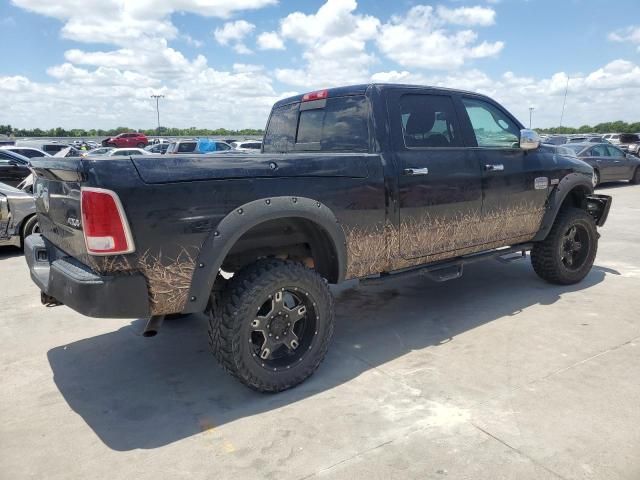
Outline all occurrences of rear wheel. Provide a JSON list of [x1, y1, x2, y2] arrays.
[[531, 208, 597, 285], [630, 167, 640, 184], [593, 169, 600, 187], [20, 215, 40, 249], [208, 259, 334, 392]]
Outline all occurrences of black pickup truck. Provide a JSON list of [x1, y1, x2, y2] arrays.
[[25, 84, 612, 392]]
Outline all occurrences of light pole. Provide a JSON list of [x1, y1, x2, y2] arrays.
[[150, 94, 165, 135], [559, 76, 570, 128], [529, 107, 535, 129]]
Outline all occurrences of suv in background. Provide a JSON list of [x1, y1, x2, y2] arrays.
[[231, 140, 263, 151], [102, 132, 149, 148], [165, 139, 232, 154], [617, 134, 640, 155]]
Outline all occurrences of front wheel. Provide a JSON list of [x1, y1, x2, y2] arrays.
[[208, 259, 334, 392], [531, 208, 598, 285], [137, 142, 145, 148], [630, 167, 640, 185]]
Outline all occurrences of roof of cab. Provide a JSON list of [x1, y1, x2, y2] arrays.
[[272, 83, 486, 108]]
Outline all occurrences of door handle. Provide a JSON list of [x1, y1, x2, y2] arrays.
[[485, 164, 504, 172], [404, 167, 429, 175]]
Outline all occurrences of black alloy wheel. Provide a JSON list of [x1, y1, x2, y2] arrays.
[[560, 225, 589, 270], [208, 259, 334, 392], [250, 288, 317, 369]]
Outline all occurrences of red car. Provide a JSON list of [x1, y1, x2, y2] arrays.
[[102, 132, 148, 148]]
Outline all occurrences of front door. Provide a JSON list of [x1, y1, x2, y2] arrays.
[[458, 96, 549, 246], [606, 145, 634, 180], [387, 89, 483, 260], [0, 153, 29, 187]]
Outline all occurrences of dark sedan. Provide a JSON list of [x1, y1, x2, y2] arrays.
[[0, 149, 31, 187], [563, 142, 640, 186]]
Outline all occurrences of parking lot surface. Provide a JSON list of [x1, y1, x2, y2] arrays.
[[1, 183, 639, 480]]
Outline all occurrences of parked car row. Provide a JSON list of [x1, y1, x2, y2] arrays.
[[541, 133, 640, 155], [544, 141, 640, 186]]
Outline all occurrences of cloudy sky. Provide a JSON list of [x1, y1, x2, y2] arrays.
[[1, 0, 639, 130]]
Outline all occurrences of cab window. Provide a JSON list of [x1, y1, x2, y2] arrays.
[[399, 94, 462, 148], [295, 96, 369, 152], [462, 98, 520, 148]]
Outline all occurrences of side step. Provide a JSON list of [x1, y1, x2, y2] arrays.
[[423, 265, 464, 282], [360, 243, 533, 286]]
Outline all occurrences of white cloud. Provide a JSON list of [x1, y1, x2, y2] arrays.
[[608, 26, 640, 51], [369, 59, 640, 127], [214, 20, 255, 55], [214, 20, 255, 45], [435, 6, 496, 26], [274, 0, 380, 88], [182, 34, 204, 48], [376, 5, 503, 70], [257, 31, 285, 50], [4, 0, 640, 131]]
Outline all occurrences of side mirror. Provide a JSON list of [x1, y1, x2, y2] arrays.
[[520, 129, 540, 151]]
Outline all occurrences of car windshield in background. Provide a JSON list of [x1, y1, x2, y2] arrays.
[[263, 95, 369, 153], [563, 144, 587, 154]]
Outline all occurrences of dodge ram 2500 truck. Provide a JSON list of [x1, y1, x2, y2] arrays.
[[25, 84, 612, 392]]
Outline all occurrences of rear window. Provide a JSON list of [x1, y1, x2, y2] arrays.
[[178, 142, 196, 153], [263, 95, 369, 153]]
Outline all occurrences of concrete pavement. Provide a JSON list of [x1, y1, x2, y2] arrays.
[[1, 183, 639, 479]]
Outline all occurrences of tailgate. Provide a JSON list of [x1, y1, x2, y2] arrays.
[[30, 158, 88, 260]]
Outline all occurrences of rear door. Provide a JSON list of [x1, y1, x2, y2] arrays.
[[386, 89, 483, 259], [458, 95, 549, 245]]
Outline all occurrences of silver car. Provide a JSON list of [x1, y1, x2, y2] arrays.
[[0, 182, 38, 248]]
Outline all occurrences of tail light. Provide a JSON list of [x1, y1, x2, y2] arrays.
[[302, 89, 328, 102], [81, 187, 135, 255]]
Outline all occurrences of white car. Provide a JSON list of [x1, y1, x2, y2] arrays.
[[231, 140, 262, 151], [106, 148, 151, 156], [0, 145, 50, 158], [84, 147, 115, 156]]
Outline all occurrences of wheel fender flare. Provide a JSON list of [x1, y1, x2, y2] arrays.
[[533, 173, 594, 242], [183, 196, 347, 314]]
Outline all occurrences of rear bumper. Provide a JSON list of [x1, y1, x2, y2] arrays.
[[25, 234, 150, 319]]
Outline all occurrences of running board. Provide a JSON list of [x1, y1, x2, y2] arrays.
[[360, 243, 533, 286]]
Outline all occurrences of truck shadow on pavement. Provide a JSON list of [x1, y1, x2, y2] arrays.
[[0, 246, 23, 260], [47, 258, 611, 451]]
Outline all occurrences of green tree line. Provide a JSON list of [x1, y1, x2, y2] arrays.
[[536, 120, 640, 135], [0, 125, 264, 138]]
